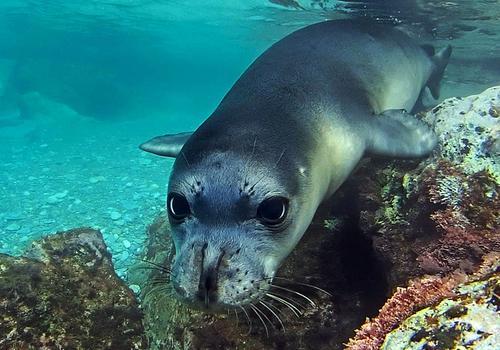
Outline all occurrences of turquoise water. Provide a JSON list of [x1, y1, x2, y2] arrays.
[[0, 0, 498, 281]]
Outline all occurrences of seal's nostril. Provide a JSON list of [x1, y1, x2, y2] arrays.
[[204, 273, 215, 293], [197, 268, 219, 307], [197, 247, 225, 307]]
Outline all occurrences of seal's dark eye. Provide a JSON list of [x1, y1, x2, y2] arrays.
[[257, 196, 289, 226], [167, 192, 190, 222]]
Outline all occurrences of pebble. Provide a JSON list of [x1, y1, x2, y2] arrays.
[[54, 190, 68, 199], [110, 211, 122, 220], [5, 212, 23, 220], [17, 227, 31, 235], [89, 176, 106, 184], [121, 201, 138, 210], [120, 251, 130, 261], [123, 239, 131, 249], [116, 268, 127, 278], [6, 223, 21, 231], [129, 284, 141, 294], [46, 196, 59, 204]]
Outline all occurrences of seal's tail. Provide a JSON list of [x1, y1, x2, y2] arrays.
[[425, 45, 452, 99]]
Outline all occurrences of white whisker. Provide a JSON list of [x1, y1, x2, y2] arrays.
[[271, 284, 316, 307], [273, 277, 332, 296], [265, 293, 302, 317], [250, 304, 269, 337], [260, 301, 285, 332], [239, 305, 252, 335]]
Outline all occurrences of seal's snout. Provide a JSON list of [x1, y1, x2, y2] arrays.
[[195, 243, 225, 307], [172, 235, 272, 310]]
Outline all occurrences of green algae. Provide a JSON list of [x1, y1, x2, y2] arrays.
[[374, 166, 409, 226], [323, 217, 343, 232]]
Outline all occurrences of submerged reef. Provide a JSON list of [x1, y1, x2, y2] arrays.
[[1, 87, 497, 349], [130, 86, 499, 349], [0, 228, 147, 349], [354, 86, 499, 287], [381, 260, 499, 350], [344, 86, 500, 348], [347, 253, 499, 350]]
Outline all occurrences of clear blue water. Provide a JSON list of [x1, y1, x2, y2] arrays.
[[0, 0, 498, 281]]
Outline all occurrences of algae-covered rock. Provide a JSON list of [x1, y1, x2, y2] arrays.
[[344, 86, 499, 350], [351, 86, 499, 287], [422, 86, 499, 179], [346, 254, 499, 350], [382, 272, 499, 350], [0, 228, 147, 349]]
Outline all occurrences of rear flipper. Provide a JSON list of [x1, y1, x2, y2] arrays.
[[411, 87, 436, 114], [139, 132, 193, 157], [365, 109, 437, 158], [423, 44, 452, 99]]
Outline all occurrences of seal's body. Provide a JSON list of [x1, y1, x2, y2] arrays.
[[140, 20, 451, 310]]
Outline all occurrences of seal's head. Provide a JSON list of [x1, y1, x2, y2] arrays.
[[166, 151, 308, 310]]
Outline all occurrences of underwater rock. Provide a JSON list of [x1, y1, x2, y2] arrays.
[[349, 86, 499, 288], [9, 57, 154, 120], [422, 85, 499, 178], [5, 223, 21, 231], [89, 175, 106, 184], [343, 86, 499, 348], [382, 273, 499, 349], [110, 211, 122, 220], [0, 228, 147, 349], [346, 253, 499, 350]]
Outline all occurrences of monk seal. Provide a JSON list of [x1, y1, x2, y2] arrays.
[[140, 19, 451, 310]]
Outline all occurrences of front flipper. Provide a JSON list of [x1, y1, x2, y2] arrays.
[[365, 109, 437, 158], [139, 132, 193, 157]]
